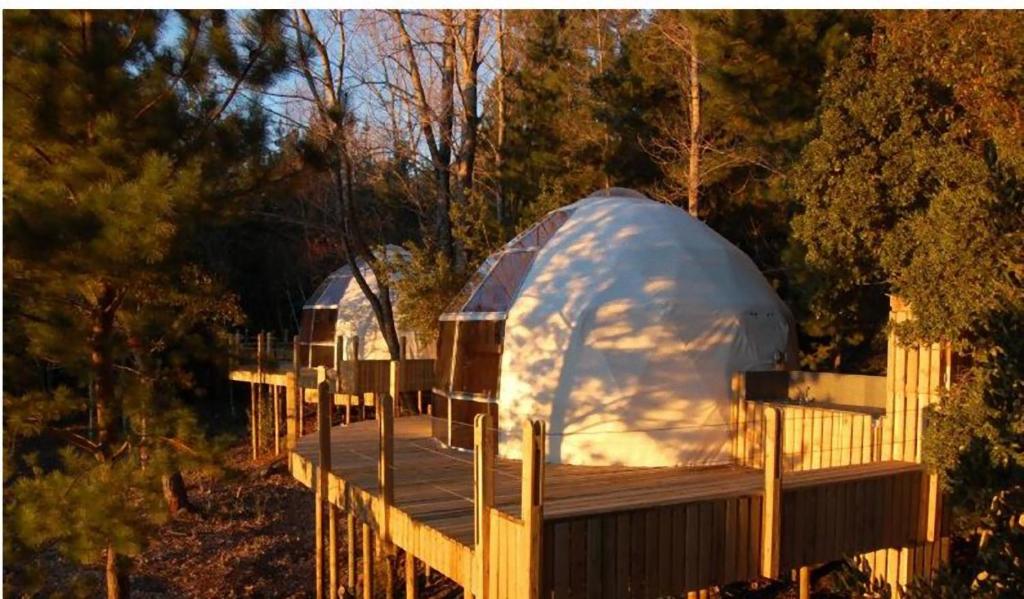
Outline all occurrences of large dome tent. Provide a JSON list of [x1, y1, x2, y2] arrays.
[[434, 189, 796, 467], [298, 245, 432, 368]]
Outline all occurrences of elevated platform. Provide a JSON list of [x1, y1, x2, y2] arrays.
[[289, 415, 934, 596]]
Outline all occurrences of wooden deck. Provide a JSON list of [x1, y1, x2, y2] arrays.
[[289, 414, 931, 595], [293, 416, 768, 546]]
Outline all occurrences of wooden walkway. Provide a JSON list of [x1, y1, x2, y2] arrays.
[[294, 416, 765, 546]]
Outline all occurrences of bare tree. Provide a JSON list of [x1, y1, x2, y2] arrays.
[[291, 9, 402, 359], [389, 10, 485, 267]]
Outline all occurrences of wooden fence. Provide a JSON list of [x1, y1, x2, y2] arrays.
[[733, 398, 880, 471]]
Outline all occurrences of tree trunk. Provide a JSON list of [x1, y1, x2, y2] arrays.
[[456, 10, 482, 196], [435, 14, 456, 264], [495, 10, 507, 231], [105, 544, 130, 599], [687, 30, 701, 219], [162, 471, 197, 515], [92, 283, 121, 458]]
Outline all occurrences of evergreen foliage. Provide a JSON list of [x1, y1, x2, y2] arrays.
[[790, 10, 1024, 593], [3, 10, 286, 597]]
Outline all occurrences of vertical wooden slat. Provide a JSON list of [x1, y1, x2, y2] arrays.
[[723, 499, 737, 585], [684, 504, 699, 592], [586, 519, 603, 599], [616, 513, 631, 598], [570, 519, 587, 597], [553, 522, 571, 597], [736, 497, 749, 580]]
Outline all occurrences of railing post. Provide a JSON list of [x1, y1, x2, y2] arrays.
[[315, 381, 332, 599], [352, 336, 364, 420], [273, 384, 281, 456], [287, 335, 300, 446], [521, 419, 545, 599], [473, 412, 495, 599], [379, 379, 394, 533], [378, 378, 396, 599], [390, 359, 402, 418], [761, 406, 783, 579]]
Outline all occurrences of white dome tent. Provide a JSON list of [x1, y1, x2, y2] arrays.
[[298, 245, 432, 368], [434, 189, 796, 467]]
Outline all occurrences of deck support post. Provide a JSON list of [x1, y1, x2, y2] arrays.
[[378, 376, 396, 599], [249, 381, 257, 460], [316, 381, 332, 599], [273, 384, 281, 455], [286, 372, 299, 449], [329, 505, 339, 599], [256, 332, 265, 457], [405, 550, 419, 599], [361, 522, 373, 599], [384, 552, 396, 599], [521, 419, 546, 599], [472, 413, 496, 599], [799, 566, 811, 599], [346, 511, 356, 594], [761, 406, 783, 579]]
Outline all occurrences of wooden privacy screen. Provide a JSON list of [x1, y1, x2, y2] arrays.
[[733, 399, 880, 471], [779, 465, 940, 570], [334, 359, 434, 395]]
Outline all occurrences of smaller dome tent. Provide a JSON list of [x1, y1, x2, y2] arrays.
[[435, 189, 796, 467], [298, 245, 431, 368]]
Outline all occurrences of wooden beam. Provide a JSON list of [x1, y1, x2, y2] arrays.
[[472, 412, 496, 599], [522, 419, 546, 599], [762, 406, 783, 579]]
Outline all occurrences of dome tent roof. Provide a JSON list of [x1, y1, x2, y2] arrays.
[[452, 190, 795, 468], [301, 245, 432, 361]]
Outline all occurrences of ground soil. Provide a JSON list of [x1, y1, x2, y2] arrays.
[[6, 440, 462, 598]]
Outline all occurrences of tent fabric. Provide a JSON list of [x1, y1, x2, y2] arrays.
[[482, 192, 795, 468], [301, 245, 433, 361]]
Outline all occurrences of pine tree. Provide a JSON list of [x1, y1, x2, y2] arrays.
[[3, 10, 286, 597]]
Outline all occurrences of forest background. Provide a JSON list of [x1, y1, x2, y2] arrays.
[[4, 9, 1022, 598]]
